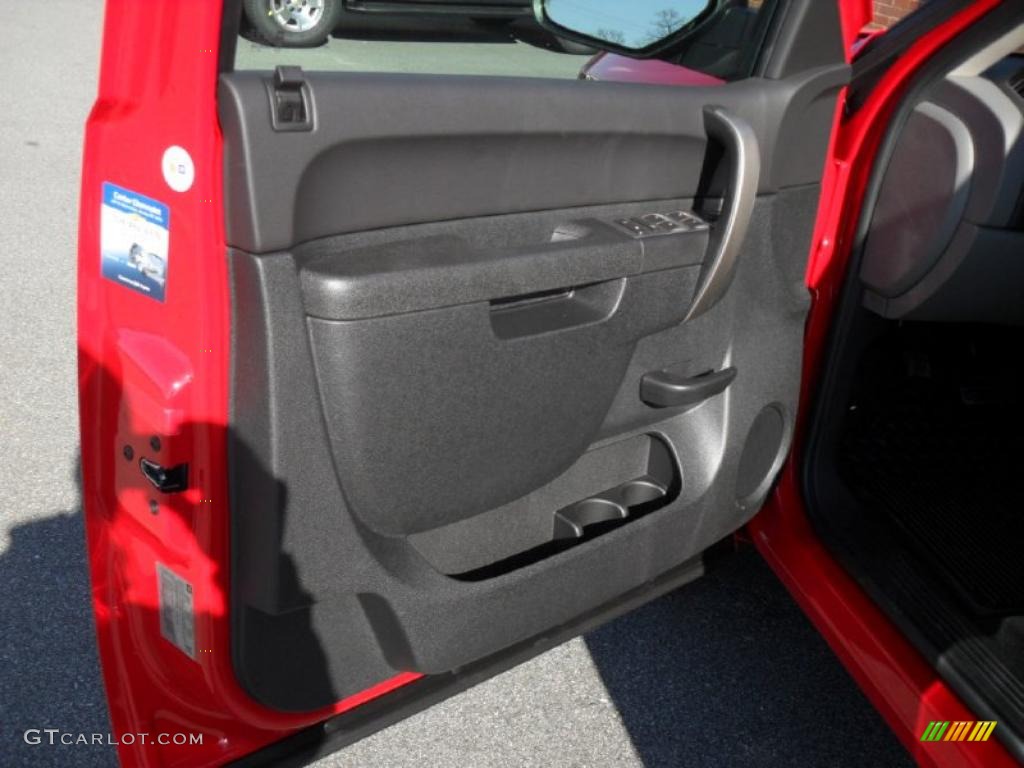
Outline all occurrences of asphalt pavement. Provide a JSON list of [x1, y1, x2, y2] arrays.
[[0, 3, 912, 766]]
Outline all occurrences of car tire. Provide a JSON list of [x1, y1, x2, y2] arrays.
[[243, 0, 344, 48]]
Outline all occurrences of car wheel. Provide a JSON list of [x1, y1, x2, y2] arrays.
[[243, 0, 343, 48]]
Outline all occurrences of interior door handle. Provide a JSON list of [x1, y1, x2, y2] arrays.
[[684, 107, 761, 321], [640, 366, 737, 409]]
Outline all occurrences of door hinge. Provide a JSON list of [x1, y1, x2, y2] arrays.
[[267, 65, 313, 132]]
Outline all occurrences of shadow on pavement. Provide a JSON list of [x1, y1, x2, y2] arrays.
[[584, 547, 914, 768], [0, 429, 911, 767], [0, 458, 117, 767]]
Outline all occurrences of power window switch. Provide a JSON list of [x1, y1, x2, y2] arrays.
[[615, 218, 649, 237], [667, 210, 709, 230], [641, 213, 678, 232]]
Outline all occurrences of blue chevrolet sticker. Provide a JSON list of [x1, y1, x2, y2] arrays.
[[100, 182, 169, 302]]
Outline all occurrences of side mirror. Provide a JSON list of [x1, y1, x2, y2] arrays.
[[533, 0, 718, 57]]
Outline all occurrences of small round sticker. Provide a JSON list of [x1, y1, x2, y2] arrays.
[[162, 146, 195, 193]]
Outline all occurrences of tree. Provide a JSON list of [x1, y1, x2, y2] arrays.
[[644, 8, 686, 45], [595, 27, 627, 45]]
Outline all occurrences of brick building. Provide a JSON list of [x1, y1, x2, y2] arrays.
[[871, 0, 923, 29]]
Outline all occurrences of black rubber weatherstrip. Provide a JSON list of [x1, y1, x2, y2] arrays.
[[228, 552, 714, 768], [846, 0, 980, 112], [801, 1, 1024, 762], [219, 0, 242, 74]]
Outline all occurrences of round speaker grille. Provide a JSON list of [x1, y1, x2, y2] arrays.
[[736, 405, 787, 504]]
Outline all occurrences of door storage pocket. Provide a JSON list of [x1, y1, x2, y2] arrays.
[[307, 267, 698, 536], [410, 434, 680, 580]]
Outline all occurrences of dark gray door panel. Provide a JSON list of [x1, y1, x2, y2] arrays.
[[220, 66, 847, 252], [222, 62, 845, 711], [298, 220, 708, 321], [308, 266, 698, 537]]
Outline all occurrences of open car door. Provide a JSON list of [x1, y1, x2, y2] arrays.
[[77, 0, 858, 765]]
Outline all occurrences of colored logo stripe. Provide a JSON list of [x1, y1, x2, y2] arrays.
[[946, 722, 970, 741], [920, 721, 996, 742]]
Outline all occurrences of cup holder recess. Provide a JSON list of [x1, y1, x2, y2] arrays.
[[449, 435, 680, 581], [617, 477, 668, 507], [553, 477, 667, 541]]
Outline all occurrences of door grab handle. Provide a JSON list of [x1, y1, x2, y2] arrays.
[[640, 366, 737, 409], [684, 107, 761, 321]]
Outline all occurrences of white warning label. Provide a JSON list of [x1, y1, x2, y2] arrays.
[[157, 563, 196, 660]]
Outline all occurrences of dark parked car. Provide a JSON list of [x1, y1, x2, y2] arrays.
[[243, 0, 589, 50]]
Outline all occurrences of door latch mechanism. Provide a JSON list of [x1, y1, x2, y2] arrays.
[[140, 457, 189, 494]]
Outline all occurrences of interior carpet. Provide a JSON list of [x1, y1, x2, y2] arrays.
[[838, 327, 1024, 616]]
